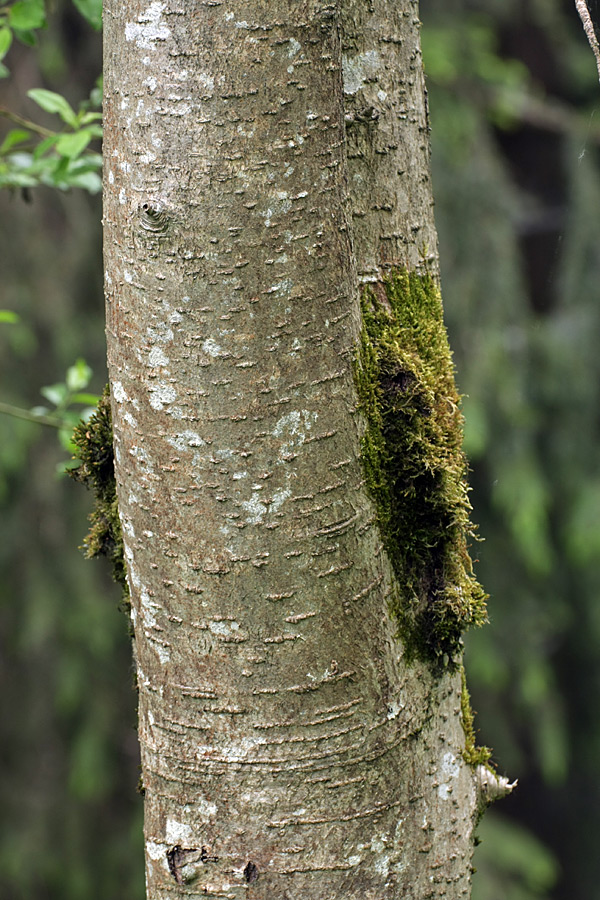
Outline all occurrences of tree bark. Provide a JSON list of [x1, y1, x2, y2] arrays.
[[103, 1, 479, 897]]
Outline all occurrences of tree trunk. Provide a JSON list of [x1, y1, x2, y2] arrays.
[[102, 1, 482, 896]]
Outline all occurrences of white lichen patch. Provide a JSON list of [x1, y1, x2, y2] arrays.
[[198, 72, 215, 94], [196, 798, 218, 821], [273, 409, 318, 459], [270, 488, 291, 512], [241, 493, 268, 524], [149, 383, 177, 410], [268, 278, 294, 297], [195, 734, 263, 763], [342, 50, 382, 94], [240, 788, 277, 806], [148, 346, 170, 367], [437, 751, 461, 800], [166, 819, 193, 845], [129, 445, 153, 469], [202, 338, 223, 357], [209, 620, 240, 637], [147, 322, 174, 344], [166, 431, 206, 452], [168, 101, 191, 117], [155, 643, 170, 664], [146, 840, 166, 862], [261, 193, 292, 228], [386, 698, 405, 720], [288, 37, 301, 57], [125, 1, 171, 51], [112, 381, 129, 404], [140, 586, 159, 627]]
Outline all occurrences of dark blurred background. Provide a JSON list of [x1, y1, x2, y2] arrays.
[[1, 1, 599, 897]]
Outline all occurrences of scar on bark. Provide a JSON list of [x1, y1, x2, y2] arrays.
[[244, 861, 259, 883], [167, 845, 218, 885]]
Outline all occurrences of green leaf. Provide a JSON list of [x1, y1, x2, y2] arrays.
[[58, 427, 78, 453], [41, 383, 68, 407], [8, 0, 46, 31], [13, 28, 37, 46], [70, 392, 100, 406], [71, 0, 102, 30], [30, 405, 50, 418], [27, 88, 78, 128], [0, 61, 9, 78], [60, 409, 83, 427], [90, 75, 102, 107], [0, 25, 13, 59], [5, 149, 33, 168], [55, 128, 93, 159], [66, 358, 93, 392], [79, 111, 102, 124], [0, 310, 20, 324], [80, 405, 98, 421], [0, 129, 31, 155], [57, 458, 81, 475], [33, 135, 59, 159], [33, 135, 58, 160], [0, 168, 38, 188], [69, 172, 102, 194]]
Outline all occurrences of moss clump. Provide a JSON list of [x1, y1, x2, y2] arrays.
[[69, 386, 128, 603], [353, 268, 487, 667], [460, 665, 491, 767]]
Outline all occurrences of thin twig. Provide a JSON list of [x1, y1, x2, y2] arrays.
[[575, 0, 600, 82], [0, 400, 63, 428], [0, 106, 56, 138]]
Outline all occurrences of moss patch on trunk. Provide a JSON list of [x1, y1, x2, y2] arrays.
[[353, 268, 487, 668], [69, 386, 128, 604]]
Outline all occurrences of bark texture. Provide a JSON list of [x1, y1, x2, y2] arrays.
[[103, 1, 478, 897]]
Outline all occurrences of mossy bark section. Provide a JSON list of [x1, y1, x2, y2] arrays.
[[460, 665, 491, 769], [70, 386, 128, 603], [354, 269, 487, 666]]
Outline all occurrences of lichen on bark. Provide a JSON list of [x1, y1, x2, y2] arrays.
[[69, 386, 128, 603], [353, 267, 487, 667]]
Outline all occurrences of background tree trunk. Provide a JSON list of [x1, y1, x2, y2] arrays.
[[103, 1, 478, 897]]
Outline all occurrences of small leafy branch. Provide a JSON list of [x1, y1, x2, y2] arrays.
[[0, 348, 101, 470], [0, 0, 103, 192]]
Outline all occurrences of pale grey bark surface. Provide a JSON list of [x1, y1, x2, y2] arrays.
[[103, 1, 478, 897]]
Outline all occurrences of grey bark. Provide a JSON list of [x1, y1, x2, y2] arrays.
[[103, 1, 478, 897]]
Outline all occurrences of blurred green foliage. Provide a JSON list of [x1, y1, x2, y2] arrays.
[[0, 3, 144, 899], [0, 0, 103, 190]]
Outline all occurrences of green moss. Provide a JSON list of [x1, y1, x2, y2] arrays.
[[460, 665, 492, 767], [69, 386, 128, 604], [353, 268, 487, 667]]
